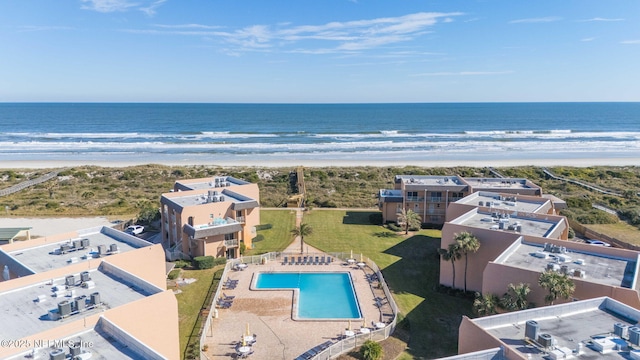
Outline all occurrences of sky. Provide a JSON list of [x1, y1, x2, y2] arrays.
[[1, 0, 639, 103]]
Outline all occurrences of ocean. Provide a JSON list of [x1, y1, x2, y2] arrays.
[[0, 102, 639, 166]]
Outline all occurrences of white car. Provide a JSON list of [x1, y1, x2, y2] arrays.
[[125, 225, 144, 235], [585, 239, 610, 247]]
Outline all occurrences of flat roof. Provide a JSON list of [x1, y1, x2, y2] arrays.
[[395, 175, 463, 186], [0, 267, 159, 340], [456, 192, 546, 213], [6, 327, 149, 360], [474, 297, 640, 360], [500, 241, 636, 288], [177, 176, 250, 191], [168, 188, 258, 209], [7, 230, 145, 273], [453, 210, 560, 238], [464, 177, 535, 191]]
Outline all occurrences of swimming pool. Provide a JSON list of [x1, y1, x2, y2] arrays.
[[254, 272, 362, 320]]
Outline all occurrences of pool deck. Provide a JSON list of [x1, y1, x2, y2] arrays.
[[201, 253, 391, 359]]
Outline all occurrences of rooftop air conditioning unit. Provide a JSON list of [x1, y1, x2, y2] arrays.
[[573, 269, 586, 278], [614, 322, 630, 338], [525, 320, 539, 340], [74, 296, 86, 312], [49, 349, 66, 360], [629, 327, 640, 345], [69, 342, 81, 357], [58, 300, 72, 317], [547, 263, 560, 272], [81, 271, 91, 282], [65, 275, 75, 287], [81, 238, 90, 247], [538, 333, 554, 348], [91, 292, 101, 306], [219, 195, 225, 202]]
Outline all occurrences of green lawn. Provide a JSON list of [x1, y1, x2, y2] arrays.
[[302, 210, 474, 359], [587, 221, 640, 246], [244, 209, 297, 255], [175, 267, 222, 360]]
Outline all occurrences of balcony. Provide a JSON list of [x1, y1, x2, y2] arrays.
[[430, 197, 443, 203], [224, 239, 239, 248], [183, 217, 243, 239], [406, 196, 425, 202], [236, 216, 245, 223]]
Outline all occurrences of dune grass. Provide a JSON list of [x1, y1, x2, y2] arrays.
[[302, 210, 474, 359]]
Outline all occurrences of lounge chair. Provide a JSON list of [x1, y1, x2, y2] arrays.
[[222, 293, 235, 300], [307, 256, 313, 265], [319, 256, 325, 265], [326, 257, 332, 265], [314, 256, 319, 265], [282, 256, 288, 265]]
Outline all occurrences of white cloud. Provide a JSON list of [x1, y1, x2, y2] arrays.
[[412, 71, 514, 76], [621, 40, 640, 44], [578, 17, 624, 22], [145, 12, 462, 54], [509, 16, 562, 24], [81, 0, 166, 15], [80, 0, 138, 13], [581, 37, 596, 42], [140, 0, 167, 16]]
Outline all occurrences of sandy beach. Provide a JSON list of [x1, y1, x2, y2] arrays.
[[1, 156, 640, 169]]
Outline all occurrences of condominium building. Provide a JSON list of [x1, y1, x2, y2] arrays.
[[378, 175, 543, 226], [160, 176, 260, 260], [439, 190, 640, 308], [458, 296, 640, 360], [0, 226, 178, 359]]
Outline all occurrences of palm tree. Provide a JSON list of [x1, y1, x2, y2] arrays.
[[455, 231, 481, 293], [290, 223, 313, 254], [397, 209, 422, 235], [538, 270, 575, 305], [501, 283, 531, 311], [473, 292, 500, 317], [438, 242, 462, 289]]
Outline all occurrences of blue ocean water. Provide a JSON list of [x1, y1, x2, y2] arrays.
[[0, 102, 639, 165]]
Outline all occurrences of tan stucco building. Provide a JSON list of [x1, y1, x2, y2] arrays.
[[0, 226, 178, 359], [160, 176, 260, 260], [378, 175, 543, 226]]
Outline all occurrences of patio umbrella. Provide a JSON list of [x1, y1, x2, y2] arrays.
[[241, 336, 246, 347], [350, 250, 353, 259], [246, 323, 250, 336], [348, 320, 351, 331], [360, 253, 363, 262], [362, 317, 366, 328]]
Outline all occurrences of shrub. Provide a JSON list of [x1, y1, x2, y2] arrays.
[[360, 340, 383, 360], [173, 259, 191, 268], [252, 234, 265, 243], [194, 256, 215, 269], [239, 242, 246, 255], [167, 269, 181, 280], [386, 222, 403, 232], [255, 224, 273, 231], [212, 257, 227, 266]]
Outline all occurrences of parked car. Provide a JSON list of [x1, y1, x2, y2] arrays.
[[585, 239, 611, 247], [125, 225, 144, 235]]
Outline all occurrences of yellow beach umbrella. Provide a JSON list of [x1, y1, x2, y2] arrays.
[[350, 249, 353, 259], [246, 323, 250, 336], [348, 320, 352, 331], [241, 336, 246, 347], [360, 253, 363, 262], [362, 317, 366, 328]]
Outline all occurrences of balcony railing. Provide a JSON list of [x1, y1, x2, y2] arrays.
[[236, 216, 245, 223], [406, 196, 424, 202], [224, 239, 239, 248]]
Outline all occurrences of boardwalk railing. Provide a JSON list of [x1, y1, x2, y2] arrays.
[[0, 171, 59, 197], [199, 252, 398, 360]]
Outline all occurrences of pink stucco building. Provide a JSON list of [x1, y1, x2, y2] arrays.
[[160, 176, 260, 260]]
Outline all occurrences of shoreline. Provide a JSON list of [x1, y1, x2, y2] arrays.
[[1, 157, 640, 169]]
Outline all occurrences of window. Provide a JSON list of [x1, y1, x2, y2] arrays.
[[225, 233, 236, 240], [407, 191, 419, 201]]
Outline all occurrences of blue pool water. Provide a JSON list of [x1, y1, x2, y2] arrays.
[[255, 272, 361, 319]]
